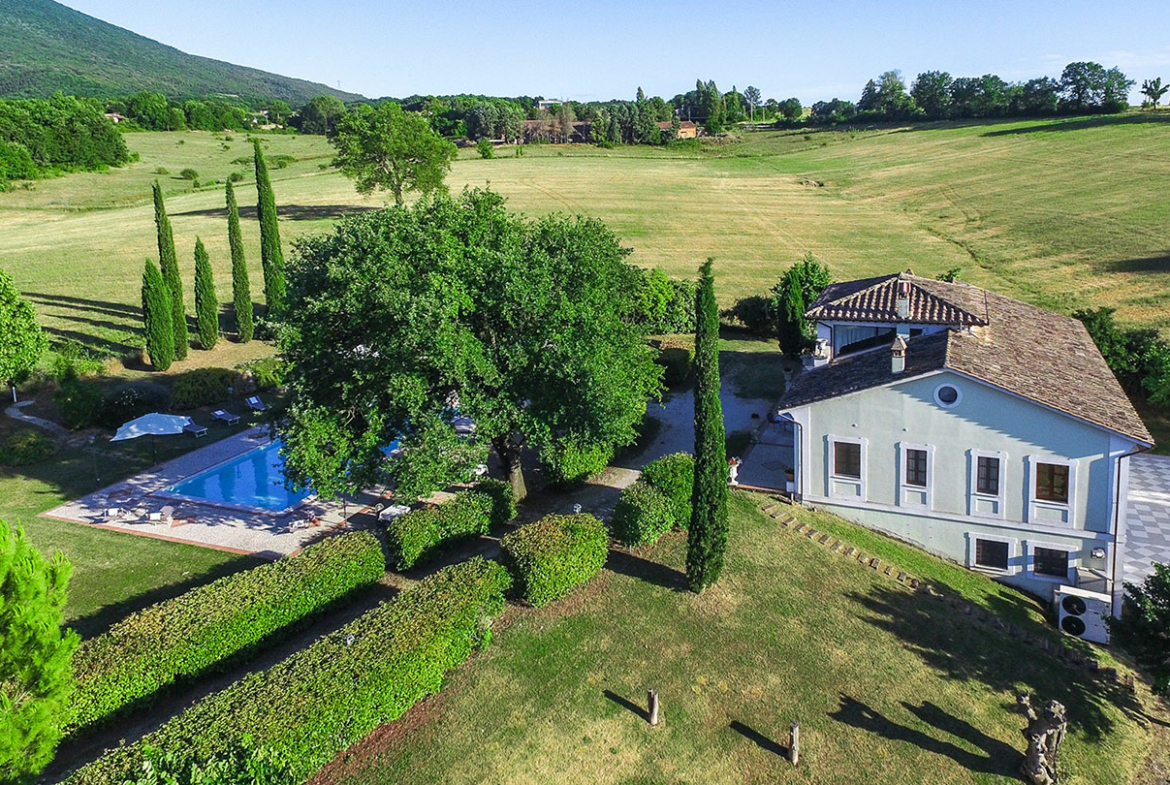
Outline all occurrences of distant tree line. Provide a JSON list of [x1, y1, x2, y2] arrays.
[[806, 61, 1136, 126], [109, 91, 292, 131], [0, 93, 128, 189]]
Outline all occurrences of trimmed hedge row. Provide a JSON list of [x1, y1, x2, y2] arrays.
[[68, 558, 512, 785], [501, 513, 608, 607], [385, 479, 515, 571], [610, 453, 694, 547], [68, 531, 385, 736]]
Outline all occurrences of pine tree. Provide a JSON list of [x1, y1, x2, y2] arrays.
[[686, 258, 729, 592], [226, 181, 253, 343], [152, 181, 187, 360], [141, 258, 175, 371], [0, 520, 79, 781], [193, 238, 218, 350], [777, 267, 807, 358], [253, 139, 286, 315]]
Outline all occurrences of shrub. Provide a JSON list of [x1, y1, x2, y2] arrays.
[[67, 558, 510, 785], [542, 439, 613, 486], [228, 171, 244, 183], [473, 477, 517, 527], [68, 531, 385, 736], [0, 430, 58, 466], [656, 345, 693, 387], [237, 357, 287, 391], [50, 341, 105, 382], [178, 168, 199, 181], [475, 138, 494, 159], [610, 480, 672, 547], [501, 513, 608, 607], [169, 368, 239, 410], [120, 741, 295, 785], [641, 452, 694, 526], [153, 167, 170, 175], [723, 294, 777, 336], [384, 489, 494, 571], [54, 378, 104, 430], [99, 382, 171, 428]]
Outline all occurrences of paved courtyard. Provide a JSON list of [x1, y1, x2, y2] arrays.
[[1124, 453, 1170, 586]]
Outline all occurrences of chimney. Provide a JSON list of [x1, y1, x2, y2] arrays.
[[896, 279, 911, 319], [891, 334, 908, 374]]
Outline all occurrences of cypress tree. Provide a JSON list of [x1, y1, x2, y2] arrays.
[[141, 258, 175, 371], [777, 268, 806, 358], [193, 238, 218, 350], [0, 520, 79, 780], [253, 139, 286, 315], [152, 181, 187, 360], [686, 258, 729, 593], [226, 180, 253, 343]]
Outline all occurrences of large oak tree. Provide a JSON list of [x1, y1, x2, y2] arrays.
[[276, 189, 661, 501]]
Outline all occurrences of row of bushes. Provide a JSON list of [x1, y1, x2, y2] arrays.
[[68, 531, 385, 736], [68, 558, 511, 785], [611, 453, 694, 546], [384, 479, 516, 570], [0, 429, 58, 466], [501, 513, 609, 607]]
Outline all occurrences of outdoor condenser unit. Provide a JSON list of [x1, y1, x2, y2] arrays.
[[1053, 584, 1112, 645]]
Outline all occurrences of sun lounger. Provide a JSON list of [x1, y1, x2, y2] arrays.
[[212, 409, 240, 425], [184, 418, 208, 437], [246, 395, 267, 412], [102, 507, 123, 521]]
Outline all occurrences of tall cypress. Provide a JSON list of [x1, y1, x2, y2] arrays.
[[193, 238, 218, 350], [141, 258, 175, 371], [226, 180, 253, 343], [152, 181, 187, 360], [253, 139, 286, 315], [686, 258, 729, 592]]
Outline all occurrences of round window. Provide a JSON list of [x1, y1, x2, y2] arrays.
[[934, 384, 961, 408]]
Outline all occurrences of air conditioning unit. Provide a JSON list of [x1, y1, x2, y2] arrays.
[[1054, 585, 1112, 644]]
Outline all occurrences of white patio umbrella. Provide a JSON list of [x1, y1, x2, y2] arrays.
[[110, 412, 190, 462]]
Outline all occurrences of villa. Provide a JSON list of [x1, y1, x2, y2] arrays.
[[776, 271, 1153, 610]]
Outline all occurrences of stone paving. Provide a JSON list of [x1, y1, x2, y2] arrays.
[[1124, 453, 1170, 585], [5, 399, 69, 437], [42, 427, 384, 558]]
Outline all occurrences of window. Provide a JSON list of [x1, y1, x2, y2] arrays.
[[974, 539, 1009, 571], [933, 383, 961, 408], [834, 441, 861, 478], [905, 449, 928, 487], [1035, 463, 1069, 503], [1034, 546, 1070, 579], [976, 456, 1000, 495]]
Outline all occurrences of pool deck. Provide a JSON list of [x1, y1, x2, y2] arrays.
[[41, 427, 384, 558]]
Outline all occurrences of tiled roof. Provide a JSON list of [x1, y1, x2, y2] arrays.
[[805, 271, 989, 326], [781, 277, 1153, 445]]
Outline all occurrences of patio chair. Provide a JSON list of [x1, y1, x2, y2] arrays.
[[102, 507, 123, 521], [184, 418, 208, 437], [246, 395, 267, 412], [212, 409, 241, 425]]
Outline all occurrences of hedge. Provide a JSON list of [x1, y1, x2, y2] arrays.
[[170, 367, 240, 410], [384, 480, 515, 571], [68, 558, 511, 785], [656, 345, 693, 387], [68, 531, 385, 737], [501, 513, 608, 607], [641, 452, 694, 526], [611, 480, 672, 547]]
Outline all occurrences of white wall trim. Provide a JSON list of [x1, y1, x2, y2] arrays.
[[1024, 538, 1079, 584], [967, 449, 1008, 520], [965, 532, 1020, 576], [896, 441, 934, 510], [826, 434, 867, 501], [1025, 455, 1077, 528]]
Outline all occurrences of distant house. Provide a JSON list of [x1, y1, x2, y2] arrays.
[[104, 112, 125, 124], [658, 120, 698, 139], [776, 271, 1152, 607], [537, 99, 564, 111]]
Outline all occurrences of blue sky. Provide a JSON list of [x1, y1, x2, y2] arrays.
[[62, 0, 1170, 103]]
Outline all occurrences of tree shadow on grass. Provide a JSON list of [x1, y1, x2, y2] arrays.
[[729, 720, 788, 758], [845, 583, 1148, 741], [172, 204, 380, 222], [43, 326, 138, 359], [982, 112, 1170, 136], [830, 694, 1018, 777], [1101, 252, 1170, 275], [24, 292, 142, 322], [605, 548, 689, 592]]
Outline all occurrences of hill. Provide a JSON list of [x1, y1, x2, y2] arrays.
[[0, 0, 363, 104]]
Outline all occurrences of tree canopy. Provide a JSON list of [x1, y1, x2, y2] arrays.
[[276, 189, 662, 502], [329, 102, 458, 205], [0, 270, 46, 394]]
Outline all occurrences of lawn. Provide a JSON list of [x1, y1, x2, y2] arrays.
[[314, 492, 1162, 785]]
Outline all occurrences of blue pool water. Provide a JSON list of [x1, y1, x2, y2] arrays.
[[170, 440, 312, 511]]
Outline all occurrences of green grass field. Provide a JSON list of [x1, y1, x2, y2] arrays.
[[2, 114, 1169, 364], [315, 493, 1161, 785]]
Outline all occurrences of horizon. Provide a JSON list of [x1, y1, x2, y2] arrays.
[[57, 0, 1170, 104]]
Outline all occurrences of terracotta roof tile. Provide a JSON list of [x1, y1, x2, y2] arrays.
[[806, 271, 989, 326]]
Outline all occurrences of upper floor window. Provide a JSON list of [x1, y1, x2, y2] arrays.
[[834, 441, 862, 478], [905, 449, 928, 487], [976, 455, 1000, 495], [1035, 463, 1069, 504]]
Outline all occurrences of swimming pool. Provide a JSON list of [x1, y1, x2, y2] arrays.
[[168, 440, 312, 512]]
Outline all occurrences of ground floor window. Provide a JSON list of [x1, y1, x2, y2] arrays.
[[974, 538, 1010, 571], [1033, 546, 1070, 578], [834, 441, 861, 478], [905, 448, 928, 487]]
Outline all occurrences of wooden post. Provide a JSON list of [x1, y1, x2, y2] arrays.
[[648, 690, 659, 726], [788, 722, 800, 766]]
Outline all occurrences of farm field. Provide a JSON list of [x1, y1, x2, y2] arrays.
[[2, 113, 1170, 365], [313, 493, 1165, 785]]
